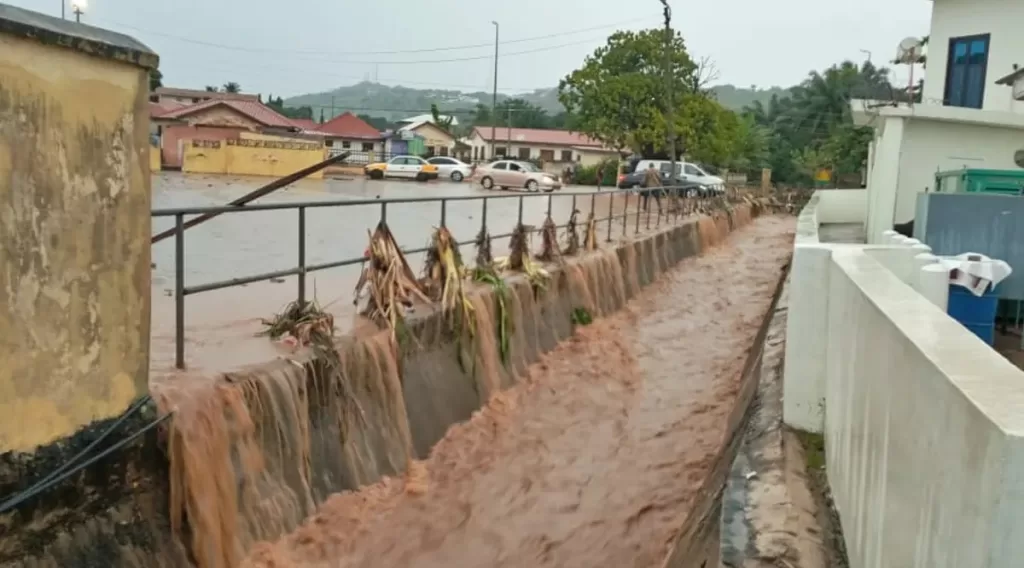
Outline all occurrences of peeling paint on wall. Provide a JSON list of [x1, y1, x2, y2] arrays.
[[0, 33, 151, 453]]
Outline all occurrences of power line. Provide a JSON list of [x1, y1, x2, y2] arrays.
[[100, 15, 657, 58]]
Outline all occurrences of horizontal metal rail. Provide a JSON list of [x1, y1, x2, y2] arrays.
[[156, 185, 712, 369]]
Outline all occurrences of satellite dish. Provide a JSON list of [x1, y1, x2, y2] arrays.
[[895, 37, 924, 64]]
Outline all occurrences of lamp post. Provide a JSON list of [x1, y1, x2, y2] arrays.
[[70, 0, 86, 22], [61, 0, 65, 19], [490, 21, 499, 160], [860, 49, 872, 63]]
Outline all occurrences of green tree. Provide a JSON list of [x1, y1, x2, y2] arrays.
[[149, 68, 163, 91], [429, 103, 454, 131], [557, 29, 700, 153], [470, 103, 493, 127], [494, 99, 551, 129], [204, 85, 218, 92], [222, 82, 241, 93], [358, 114, 394, 131]]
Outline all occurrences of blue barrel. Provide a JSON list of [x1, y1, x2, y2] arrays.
[[947, 283, 1000, 345]]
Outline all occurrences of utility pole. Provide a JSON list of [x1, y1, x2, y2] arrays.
[[507, 106, 513, 156], [61, 0, 65, 19], [661, 0, 677, 186], [491, 21, 499, 159]]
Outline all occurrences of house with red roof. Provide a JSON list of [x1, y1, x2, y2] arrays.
[[300, 112, 384, 163], [466, 126, 620, 172], [154, 98, 303, 169]]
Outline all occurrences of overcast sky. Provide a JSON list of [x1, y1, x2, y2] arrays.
[[19, 0, 930, 97]]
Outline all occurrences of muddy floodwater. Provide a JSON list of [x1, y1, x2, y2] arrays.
[[240, 216, 794, 568]]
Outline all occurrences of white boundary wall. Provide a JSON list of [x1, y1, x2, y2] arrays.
[[784, 192, 1024, 567]]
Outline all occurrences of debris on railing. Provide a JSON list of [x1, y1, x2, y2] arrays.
[[354, 221, 430, 343], [564, 209, 582, 256], [537, 216, 561, 263], [497, 224, 549, 289]]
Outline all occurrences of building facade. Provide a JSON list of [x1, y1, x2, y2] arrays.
[[853, 0, 1024, 243], [465, 127, 619, 172]]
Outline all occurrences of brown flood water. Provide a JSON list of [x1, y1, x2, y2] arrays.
[[239, 216, 795, 568]]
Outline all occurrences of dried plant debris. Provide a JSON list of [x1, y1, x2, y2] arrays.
[[260, 299, 335, 347], [583, 211, 598, 251], [536, 215, 561, 263], [497, 223, 549, 289], [424, 226, 475, 333], [563, 209, 581, 256], [475, 225, 493, 268], [354, 221, 431, 342]]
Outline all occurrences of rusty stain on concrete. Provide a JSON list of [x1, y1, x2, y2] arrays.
[[0, 23, 152, 452]]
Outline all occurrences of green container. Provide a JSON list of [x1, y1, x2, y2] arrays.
[[934, 168, 1024, 195]]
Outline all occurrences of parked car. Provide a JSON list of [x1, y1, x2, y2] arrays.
[[364, 155, 439, 181], [475, 160, 561, 192], [626, 159, 726, 192], [617, 165, 722, 197], [426, 156, 474, 182]]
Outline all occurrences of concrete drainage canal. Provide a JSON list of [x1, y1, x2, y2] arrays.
[[3, 208, 804, 567]]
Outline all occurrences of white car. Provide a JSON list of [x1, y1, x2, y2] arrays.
[[364, 155, 439, 181], [426, 156, 474, 182]]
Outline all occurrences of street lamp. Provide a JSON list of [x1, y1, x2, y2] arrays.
[[860, 49, 872, 63], [490, 21, 499, 160], [70, 0, 86, 22]]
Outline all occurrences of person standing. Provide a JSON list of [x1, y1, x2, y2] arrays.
[[596, 162, 605, 191], [641, 163, 663, 212]]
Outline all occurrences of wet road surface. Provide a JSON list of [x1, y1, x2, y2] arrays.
[[151, 172, 669, 375], [242, 216, 795, 568]]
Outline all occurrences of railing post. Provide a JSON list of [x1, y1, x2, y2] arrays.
[[481, 197, 488, 233], [635, 193, 642, 235], [440, 198, 448, 228], [517, 196, 524, 225], [380, 201, 387, 224], [590, 193, 596, 218], [546, 192, 553, 218], [571, 194, 577, 218], [623, 192, 630, 237], [298, 206, 306, 306], [174, 213, 185, 370], [606, 192, 614, 243]]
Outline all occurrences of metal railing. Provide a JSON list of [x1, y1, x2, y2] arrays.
[[151, 186, 709, 369]]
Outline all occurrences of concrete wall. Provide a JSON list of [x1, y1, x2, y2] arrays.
[[182, 139, 328, 178], [161, 124, 241, 168], [0, 22, 152, 453], [815, 189, 867, 224], [150, 144, 161, 172], [786, 192, 1024, 566], [825, 248, 1024, 568], [926, 0, 1024, 114]]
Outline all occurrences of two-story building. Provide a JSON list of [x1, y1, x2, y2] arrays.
[[853, 0, 1024, 244]]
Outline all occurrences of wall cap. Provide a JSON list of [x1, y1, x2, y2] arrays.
[[0, 3, 158, 70]]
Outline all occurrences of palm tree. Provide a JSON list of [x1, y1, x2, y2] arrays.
[[222, 82, 241, 93]]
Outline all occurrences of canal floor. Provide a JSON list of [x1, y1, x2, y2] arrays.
[[240, 216, 795, 568]]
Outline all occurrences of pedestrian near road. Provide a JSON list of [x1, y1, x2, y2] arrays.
[[596, 163, 605, 191], [641, 163, 663, 213]]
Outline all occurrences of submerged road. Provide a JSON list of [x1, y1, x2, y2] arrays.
[[150, 172, 657, 374], [242, 216, 795, 568]]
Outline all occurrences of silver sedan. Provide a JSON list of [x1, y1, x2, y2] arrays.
[[427, 156, 474, 182]]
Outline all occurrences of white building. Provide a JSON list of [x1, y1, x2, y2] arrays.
[[853, 0, 1024, 244]]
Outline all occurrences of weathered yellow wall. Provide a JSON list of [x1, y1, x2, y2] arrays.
[[182, 139, 327, 179], [150, 145, 161, 172], [240, 131, 323, 146], [0, 34, 152, 452]]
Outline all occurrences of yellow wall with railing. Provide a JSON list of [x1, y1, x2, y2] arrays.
[[182, 139, 327, 178]]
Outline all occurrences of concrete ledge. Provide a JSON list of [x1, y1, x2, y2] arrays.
[[824, 248, 1024, 567]]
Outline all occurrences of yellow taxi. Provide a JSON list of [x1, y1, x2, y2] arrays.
[[364, 155, 439, 182]]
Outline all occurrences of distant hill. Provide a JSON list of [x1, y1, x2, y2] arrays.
[[284, 81, 790, 122]]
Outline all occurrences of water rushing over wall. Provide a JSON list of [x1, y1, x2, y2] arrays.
[[150, 209, 750, 568]]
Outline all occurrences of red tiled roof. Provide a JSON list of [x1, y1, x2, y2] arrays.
[[315, 112, 383, 139], [156, 99, 297, 129], [149, 100, 185, 118], [472, 126, 606, 148], [289, 118, 320, 131]]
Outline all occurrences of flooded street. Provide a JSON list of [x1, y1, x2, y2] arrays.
[[151, 172, 634, 374], [241, 216, 795, 568]]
